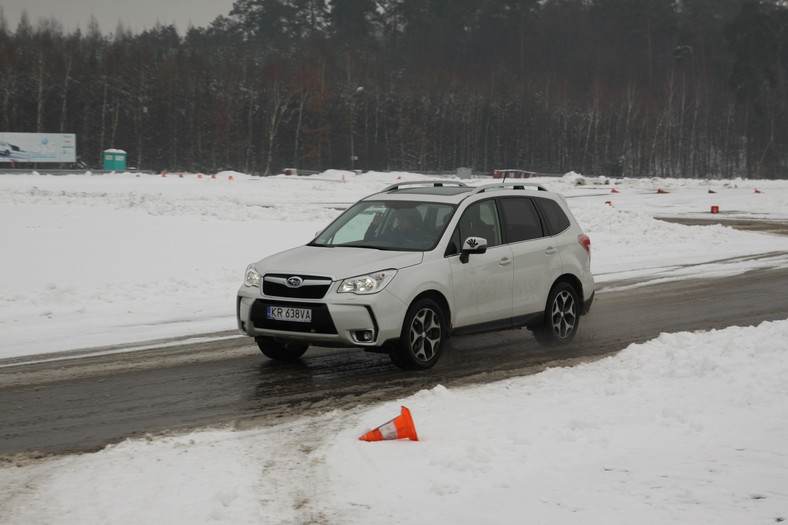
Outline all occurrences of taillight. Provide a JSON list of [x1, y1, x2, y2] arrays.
[[578, 234, 591, 260]]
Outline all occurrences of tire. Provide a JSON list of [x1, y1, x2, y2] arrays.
[[255, 336, 309, 362], [532, 282, 580, 346], [390, 298, 445, 370]]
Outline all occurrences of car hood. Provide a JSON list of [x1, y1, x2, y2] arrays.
[[253, 245, 423, 279]]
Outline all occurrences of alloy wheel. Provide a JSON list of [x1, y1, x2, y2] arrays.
[[550, 290, 577, 339], [408, 307, 442, 363]]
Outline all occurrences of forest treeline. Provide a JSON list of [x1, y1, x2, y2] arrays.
[[1, 0, 786, 178]]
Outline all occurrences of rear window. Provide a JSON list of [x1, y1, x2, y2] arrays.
[[500, 198, 544, 242], [534, 197, 570, 235]]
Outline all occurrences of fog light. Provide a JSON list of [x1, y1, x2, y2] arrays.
[[352, 330, 374, 343]]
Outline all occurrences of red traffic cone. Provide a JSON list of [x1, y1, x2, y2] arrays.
[[359, 406, 419, 442], [657, 188, 669, 194]]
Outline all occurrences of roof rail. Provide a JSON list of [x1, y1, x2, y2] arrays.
[[469, 182, 548, 196], [380, 180, 470, 192]]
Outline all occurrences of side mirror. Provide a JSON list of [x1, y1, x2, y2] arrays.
[[459, 236, 487, 263]]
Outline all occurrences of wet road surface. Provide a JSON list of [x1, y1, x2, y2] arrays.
[[2, 265, 787, 457]]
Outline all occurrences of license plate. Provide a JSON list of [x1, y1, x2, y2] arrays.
[[266, 306, 312, 323]]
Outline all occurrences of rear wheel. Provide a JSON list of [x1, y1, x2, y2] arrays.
[[255, 336, 309, 362], [532, 282, 580, 346], [390, 298, 445, 370]]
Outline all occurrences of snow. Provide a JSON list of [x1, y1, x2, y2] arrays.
[[2, 170, 787, 359], [1, 170, 787, 524]]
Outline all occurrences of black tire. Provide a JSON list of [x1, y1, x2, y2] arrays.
[[390, 298, 445, 370], [532, 282, 580, 346], [255, 336, 309, 362]]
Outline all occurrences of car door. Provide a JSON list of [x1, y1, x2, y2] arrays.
[[499, 197, 562, 317], [448, 199, 514, 328]]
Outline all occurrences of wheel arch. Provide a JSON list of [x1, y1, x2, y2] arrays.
[[552, 273, 585, 304], [410, 289, 452, 336]]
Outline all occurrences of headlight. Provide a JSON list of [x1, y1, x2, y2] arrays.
[[244, 264, 262, 288], [338, 270, 397, 295]]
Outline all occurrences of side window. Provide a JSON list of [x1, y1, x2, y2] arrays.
[[457, 200, 502, 247], [500, 198, 544, 242], [534, 197, 570, 235]]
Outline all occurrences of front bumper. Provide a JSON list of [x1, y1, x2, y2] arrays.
[[236, 287, 408, 347]]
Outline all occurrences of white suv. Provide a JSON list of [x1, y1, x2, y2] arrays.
[[237, 180, 594, 370]]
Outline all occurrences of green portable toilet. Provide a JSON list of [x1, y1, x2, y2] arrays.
[[103, 149, 127, 171]]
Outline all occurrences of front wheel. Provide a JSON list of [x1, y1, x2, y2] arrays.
[[532, 282, 580, 346], [390, 298, 445, 370], [255, 336, 309, 362]]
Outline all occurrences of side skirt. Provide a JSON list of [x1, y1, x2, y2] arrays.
[[451, 312, 544, 337]]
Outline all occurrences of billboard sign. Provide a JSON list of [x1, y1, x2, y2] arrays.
[[0, 133, 76, 163]]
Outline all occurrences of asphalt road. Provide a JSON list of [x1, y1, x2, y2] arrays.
[[2, 265, 787, 458]]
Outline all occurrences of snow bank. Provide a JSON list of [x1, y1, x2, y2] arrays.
[[2, 320, 786, 524]]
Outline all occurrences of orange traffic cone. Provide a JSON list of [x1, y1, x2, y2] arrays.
[[359, 406, 419, 442]]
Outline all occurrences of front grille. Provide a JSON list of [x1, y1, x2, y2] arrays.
[[262, 274, 332, 299], [250, 300, 337, 334]]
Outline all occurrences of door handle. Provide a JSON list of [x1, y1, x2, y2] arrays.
[[499, 257, 512, 266], [545, 247, 557, 255]]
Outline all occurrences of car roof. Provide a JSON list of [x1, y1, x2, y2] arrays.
[[363, 180, 553, 204], [394, 186, 471, 196]]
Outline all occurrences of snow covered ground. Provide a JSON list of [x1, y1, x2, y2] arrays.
[[2, 169, 787, 360], [1, 170, 787, 524]]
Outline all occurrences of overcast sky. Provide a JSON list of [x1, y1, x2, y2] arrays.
[[1, 0, 236, 34]]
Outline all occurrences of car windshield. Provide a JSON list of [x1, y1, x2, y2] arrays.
[[310, 200, 456, 251]]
